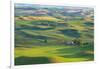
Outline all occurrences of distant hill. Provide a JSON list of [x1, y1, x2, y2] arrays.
[[15, 3, 94, 47], [15, 3, 93, 17]]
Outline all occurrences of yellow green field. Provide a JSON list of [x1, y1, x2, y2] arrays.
[[15, 45, 94, 65]]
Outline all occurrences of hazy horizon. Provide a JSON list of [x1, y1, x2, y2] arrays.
[[15, 3, 94, 8]]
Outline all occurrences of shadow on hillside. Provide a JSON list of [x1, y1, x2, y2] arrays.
[[59, 29, 80, 38], [55, 46, 94, 61], [60, 53, 94, 60], [16, 26, 53, 30], [84, 22, 94, 27], [15, 56, 52, 65]]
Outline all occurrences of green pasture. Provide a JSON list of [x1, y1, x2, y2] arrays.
[[15, 45, 94, 65]]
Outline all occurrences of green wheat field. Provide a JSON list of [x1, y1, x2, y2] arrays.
[[15, 3, 94, 65]]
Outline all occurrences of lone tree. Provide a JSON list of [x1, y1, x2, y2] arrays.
[[44, 39, 47, 43], [73, 38, 82, 46], [38, 35, 48, 43]]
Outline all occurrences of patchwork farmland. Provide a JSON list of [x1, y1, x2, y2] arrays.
[[15, 3, 94, 65]]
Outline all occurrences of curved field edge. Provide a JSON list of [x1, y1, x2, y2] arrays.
[[15, 45, 94, 65]]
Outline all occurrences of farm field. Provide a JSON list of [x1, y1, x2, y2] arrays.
[[15, 3, 94, 65], [15, 45, 94, 65]]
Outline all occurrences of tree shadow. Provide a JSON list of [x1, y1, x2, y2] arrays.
[[15, 56, 52, 65]]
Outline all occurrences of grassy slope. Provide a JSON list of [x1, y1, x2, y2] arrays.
[[15, 16, 94, 65], [15, 45, 94, 65]]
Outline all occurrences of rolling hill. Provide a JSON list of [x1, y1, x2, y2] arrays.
[[15, 3, 94, 65]]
